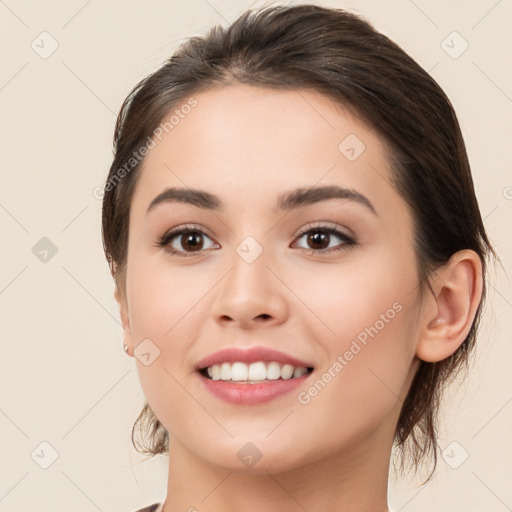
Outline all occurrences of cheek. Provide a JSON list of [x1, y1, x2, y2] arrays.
[[295, 311, 415, 453], [291, 242, 416, 347], [125, 256, 218, 408], [290, 250, 418, 434], [126, 261, 207, 433], [126, 253, 208, 339]]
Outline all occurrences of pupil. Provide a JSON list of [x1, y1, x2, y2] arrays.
[[308, 231, 329, 250], [183, 232, 203, 251]]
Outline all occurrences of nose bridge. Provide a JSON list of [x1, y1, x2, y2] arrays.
[[211, 232, 287, 327]]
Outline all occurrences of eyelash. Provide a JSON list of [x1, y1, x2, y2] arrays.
[[155, 223, 356, 258]]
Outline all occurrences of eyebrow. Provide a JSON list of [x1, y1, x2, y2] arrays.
[[146, 185, 377, 216]]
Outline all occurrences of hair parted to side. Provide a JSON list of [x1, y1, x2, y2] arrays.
[[102, 3, 496, 482]]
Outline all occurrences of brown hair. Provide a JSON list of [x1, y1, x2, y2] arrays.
[[102, 3, 496, 482]]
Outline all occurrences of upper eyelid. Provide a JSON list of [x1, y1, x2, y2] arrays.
[[162, 222, 350, 240], [295, 221, 352, 237]]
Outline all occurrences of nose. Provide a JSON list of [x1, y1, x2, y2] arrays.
[[210, 247, 288, 329]]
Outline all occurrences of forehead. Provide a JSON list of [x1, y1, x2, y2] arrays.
[[131, 84, 401, 219]]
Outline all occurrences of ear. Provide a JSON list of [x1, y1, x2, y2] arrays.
[[114, 282, 133, 357], [416, 249, 484, 363]]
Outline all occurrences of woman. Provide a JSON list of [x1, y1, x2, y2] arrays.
[[101, 4, 495, 511]]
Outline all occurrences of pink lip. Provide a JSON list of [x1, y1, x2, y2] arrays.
[[194, 346, 314, 371], [198, 371, 312, 405]]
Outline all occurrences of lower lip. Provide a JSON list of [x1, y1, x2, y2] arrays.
[[198, 372, 313, 405]]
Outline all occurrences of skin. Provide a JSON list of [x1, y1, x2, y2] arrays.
[[115, 84, 483, 512]]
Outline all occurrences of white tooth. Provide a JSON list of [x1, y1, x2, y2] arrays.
[[220, 362, 231, 380], [281, 364, 294, 380], [231, 362, 249, 381], [248, 362, 267, 380], [206, 361, 309, 381], [293, 367, 307, 378], [211, 364, 221, 380], [267, 362, 281, 380]]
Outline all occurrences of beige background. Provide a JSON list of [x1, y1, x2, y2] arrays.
[[0, 0, 511, 511]]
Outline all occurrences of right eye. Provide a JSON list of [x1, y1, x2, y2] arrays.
[[155, 224, 219, 257]]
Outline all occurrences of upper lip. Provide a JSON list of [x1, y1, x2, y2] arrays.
[[195, 346, 314, 371]]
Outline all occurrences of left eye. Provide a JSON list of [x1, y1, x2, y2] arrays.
[[292, 226, 355, 254]]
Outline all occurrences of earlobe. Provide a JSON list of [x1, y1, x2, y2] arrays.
[[416, 250, 483, 363]]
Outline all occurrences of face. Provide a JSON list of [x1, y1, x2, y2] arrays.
[[119, 84, 423, 473]]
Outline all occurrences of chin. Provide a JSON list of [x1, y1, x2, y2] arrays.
[[192, 437, 313, 475]]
